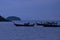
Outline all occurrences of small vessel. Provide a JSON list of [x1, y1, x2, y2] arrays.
[[36, 21, 60, 27], [14, 22, 35, 27], [43, 22, 60, 27]]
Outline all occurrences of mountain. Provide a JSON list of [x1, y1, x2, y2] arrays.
[[6, 16, 21, 21], [0, 16, 10, 21]]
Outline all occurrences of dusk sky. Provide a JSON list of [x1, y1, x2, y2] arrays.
[[0, 0, 60, 20]]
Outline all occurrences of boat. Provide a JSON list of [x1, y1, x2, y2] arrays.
[[14, 22, 35, 27], [36, 21, 60, 27], [43, 24, 60, 27]]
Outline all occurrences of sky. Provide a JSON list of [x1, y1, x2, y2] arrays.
[[0, 0, 60, 20]]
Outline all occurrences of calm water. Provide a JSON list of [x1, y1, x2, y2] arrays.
[[0, 22, 60, 40], [16, 26, 60, 40], [14, 21, 60, 40]]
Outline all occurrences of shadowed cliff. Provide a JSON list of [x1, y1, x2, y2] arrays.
[[0, 16, 9, 21]]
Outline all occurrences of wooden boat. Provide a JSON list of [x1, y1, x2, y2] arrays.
[[14, 23, 35, 27], [43, 22, 60, 27], [36, 22, 60, 27], [43, 24, 60, 27]]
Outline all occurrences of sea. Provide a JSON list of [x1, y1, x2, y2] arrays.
[[0, 21, 60, 40]]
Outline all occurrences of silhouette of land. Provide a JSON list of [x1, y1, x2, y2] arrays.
[[0, 16, 10, 21], [0, 16, 60, 27], [6, 16, 21, 21]]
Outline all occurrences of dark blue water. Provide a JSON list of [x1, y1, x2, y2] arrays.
[[15, 21, 60, 40], [0, 22, 60, 40], [16, 26, 60, 40]]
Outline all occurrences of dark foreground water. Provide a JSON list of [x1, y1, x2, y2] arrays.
[[16, 26, 60, 40], [0, 22, 60, 40]]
